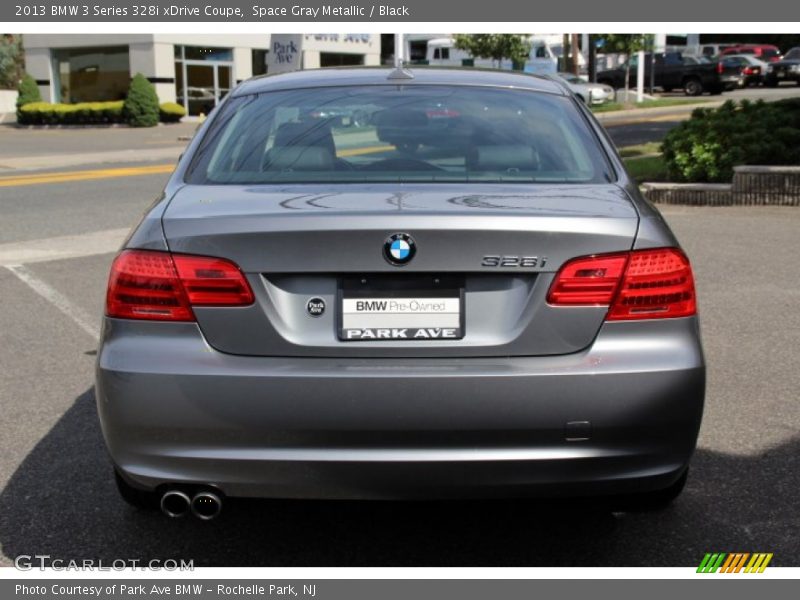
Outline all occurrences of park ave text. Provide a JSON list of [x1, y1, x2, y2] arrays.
[[15, 4, 410, 18]]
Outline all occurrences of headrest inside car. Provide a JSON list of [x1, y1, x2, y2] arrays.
[[467, 145, 540, 172], [273, 120, 336, 156], [374, 108, 429, 129]]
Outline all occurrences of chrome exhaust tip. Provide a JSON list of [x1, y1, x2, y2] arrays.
[[191, 491, 222, 520], [160, 490, 191, 518]]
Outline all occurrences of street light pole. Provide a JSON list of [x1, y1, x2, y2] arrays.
[[394, 33, 404, 67]]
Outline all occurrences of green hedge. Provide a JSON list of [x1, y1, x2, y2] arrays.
[[16, 73, 42, 121], [159, 101, 186, 123], [18, 101, 125, 125], [661, 98, 800, 183], [18, 100, 188, 125]]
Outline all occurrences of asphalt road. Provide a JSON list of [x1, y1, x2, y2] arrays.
[[0, 118, 799, 567]]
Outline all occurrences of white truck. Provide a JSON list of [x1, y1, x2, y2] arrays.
[[422, 35, 584, 76]]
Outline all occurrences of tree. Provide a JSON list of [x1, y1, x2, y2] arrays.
[[598, 34, 653, 100], [123, 72, 160, 127], [453, 34, 532, 69], [0, 34, 23, 90]]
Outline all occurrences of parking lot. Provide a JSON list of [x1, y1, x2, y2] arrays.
[[0, 112, 799, 567]]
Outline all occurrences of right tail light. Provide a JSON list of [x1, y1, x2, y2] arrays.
[[547, 248, 697, 320]]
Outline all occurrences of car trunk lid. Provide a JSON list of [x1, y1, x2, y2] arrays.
[[161, 183, 638, 358]]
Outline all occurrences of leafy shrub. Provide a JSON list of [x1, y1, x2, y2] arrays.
[[123, 73, 159, 127], [16, 73, 41, 120], [159, 101, 186, 123], [661, 99, 800, 182], [17, 101, 124, 125]]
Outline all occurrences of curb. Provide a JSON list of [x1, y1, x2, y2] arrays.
[[642, 166, 800, 207], [10, 122, 186, 130], [594, 101, 718, 124]]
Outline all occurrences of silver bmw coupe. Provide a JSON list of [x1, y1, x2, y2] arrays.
[[96, 67, 704, 519]]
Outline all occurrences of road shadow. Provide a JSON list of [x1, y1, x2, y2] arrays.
[[1, 387, 797, 567]]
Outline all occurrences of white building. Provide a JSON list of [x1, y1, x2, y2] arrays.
[[21, 34, 380, 116]]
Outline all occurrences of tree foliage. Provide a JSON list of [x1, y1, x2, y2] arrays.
[[0, 34, 23, 90], [598, 34, 652, 55], [453, 34, 532, 66], [661, 98, 800, 182]]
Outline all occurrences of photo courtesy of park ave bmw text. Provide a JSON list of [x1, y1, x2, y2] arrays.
[[0, 0, 799, 596]]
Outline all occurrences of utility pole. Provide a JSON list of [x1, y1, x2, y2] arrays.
[[588, 34, 597, 82], [571, 33, 580, 75], [394, 32, 404, 67]]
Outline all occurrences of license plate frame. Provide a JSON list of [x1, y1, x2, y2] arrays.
[[337, 275, 465, 342]]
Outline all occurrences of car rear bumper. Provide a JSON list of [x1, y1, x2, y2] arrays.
[[96, 318, 705, 499]]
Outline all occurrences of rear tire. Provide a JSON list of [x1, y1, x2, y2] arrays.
[[683, 78, 704, 96], [115, 469, 158, 511]]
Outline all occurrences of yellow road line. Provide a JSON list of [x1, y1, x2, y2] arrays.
[[0, 145, 396, 188], [0, 163, 175, 188]]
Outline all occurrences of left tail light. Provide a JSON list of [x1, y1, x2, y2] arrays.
[[106, 250, 254, 321]]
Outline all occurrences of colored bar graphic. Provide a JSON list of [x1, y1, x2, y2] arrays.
[[698, 552, 773, 573], [697, 553, 712, 573]]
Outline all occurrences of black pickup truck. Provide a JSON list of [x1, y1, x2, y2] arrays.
[[597, 52, 724, 96]]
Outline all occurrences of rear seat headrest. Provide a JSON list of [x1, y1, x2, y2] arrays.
[[262, 146, 335, 172], [467, 145, 540, 171]]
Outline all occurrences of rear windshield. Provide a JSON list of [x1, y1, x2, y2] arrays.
[[185, 85, 612, 185]]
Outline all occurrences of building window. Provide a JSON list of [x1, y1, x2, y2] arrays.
[[174, 44, 234, 116], [252, 49, 269, 76], [319, 53, 365, 67], [52, 46, 130, 103]]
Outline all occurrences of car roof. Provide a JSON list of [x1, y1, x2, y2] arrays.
[[233, 67, 568, 98], [725, 54, 763, 61], [725, 44, 778, 51]]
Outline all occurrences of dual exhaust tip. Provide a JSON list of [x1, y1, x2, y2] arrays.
[[160, 489, 222, 520]]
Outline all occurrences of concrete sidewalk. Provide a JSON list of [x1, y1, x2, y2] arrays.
[[0, 121, 196, 172], [594, 101, 719, 126]]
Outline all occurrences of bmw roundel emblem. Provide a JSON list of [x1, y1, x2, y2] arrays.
[[383, 233, 416, 266]]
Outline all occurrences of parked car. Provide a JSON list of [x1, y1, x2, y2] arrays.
[[764, 47, 800, 87], [715, 57, 746, 90], [684, 43, 739, 60], [597, 52, 723, 96], [719, 45, 782, 62], [98, 67, 704, 519], [681, 55, 712, 65], [722, 54, 769, 87], [555, 72, 615, 104]]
